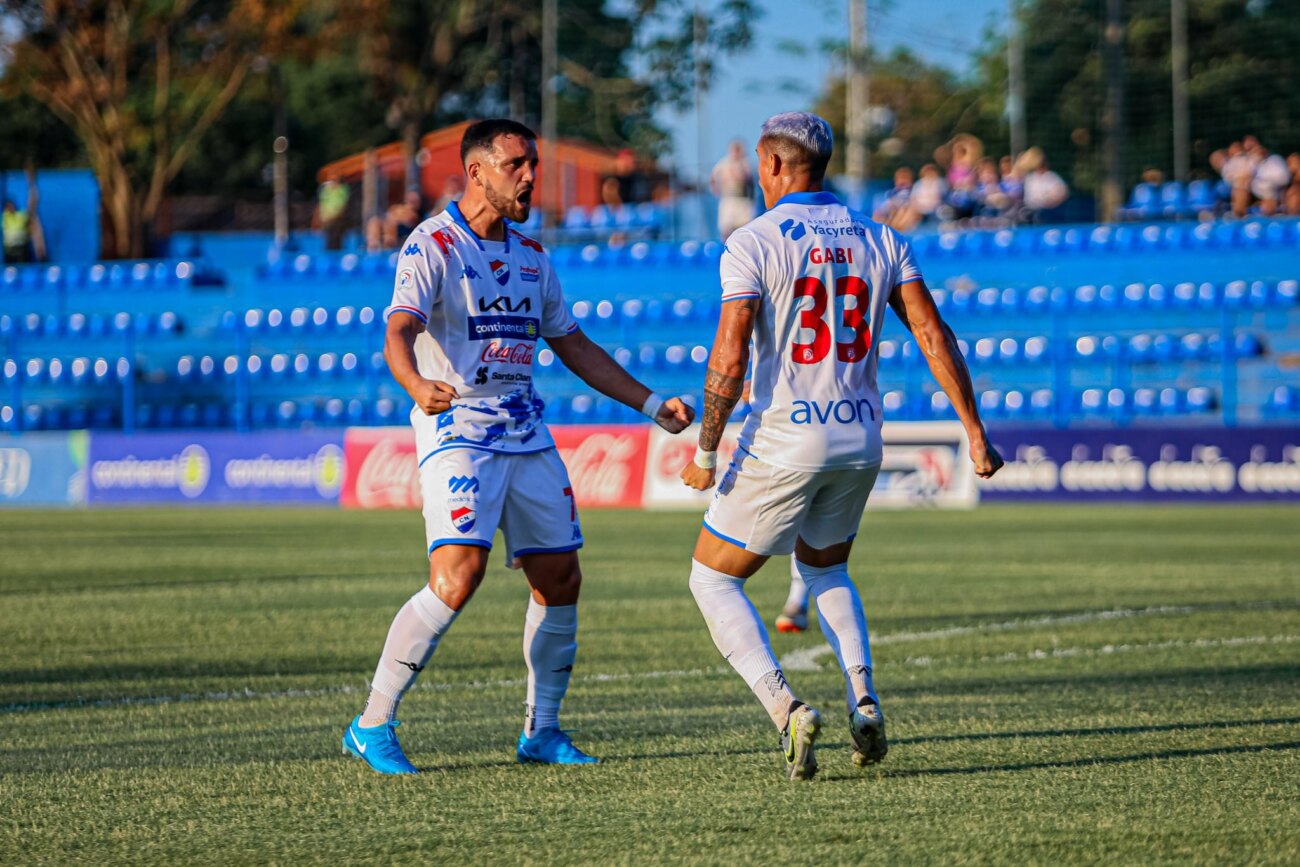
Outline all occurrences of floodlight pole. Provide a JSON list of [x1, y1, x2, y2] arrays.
[[542, 0, 558, 244], [1170, 0, 1190, 183], [1100, 0, 1125, 222], [845, 0, 870, 196], [1007, 0, 1027, 160]]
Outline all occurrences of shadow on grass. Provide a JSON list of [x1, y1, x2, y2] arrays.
[[897, 716, 1300, 746]]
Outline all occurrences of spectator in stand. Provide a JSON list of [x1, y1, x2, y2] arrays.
[[1018, 148, 1069, 221], [600, 176, 628, 245], [2, 200, 30, 263], [940, 134, 982, 222], [908, 163, 948, 226], [1248, 140, 1291, 217], [873, 166, 915, 230], [384, 190, 425, 248], [432, 175, 465, 215], [710, 139, 756, 240], [998, 155, 1025, 220], [1285, 153, 1300, 216], [975, 158, 1012, 223], [1224, 139, 1260, 217], [314, 174, 350, 251]]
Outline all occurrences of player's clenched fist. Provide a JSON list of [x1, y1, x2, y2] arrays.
[[413, 379, 460, 415], [654, 397, 695, 433], [969, 437, 1004, 479], [680, 462, 716, 491]]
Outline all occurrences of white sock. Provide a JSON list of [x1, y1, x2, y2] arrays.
[[360, 585, 460, 727], [689, 559, 798, 730], [523, 599, 578, 736], [785, 557, 809, 611], [795, 560, 877, 716]]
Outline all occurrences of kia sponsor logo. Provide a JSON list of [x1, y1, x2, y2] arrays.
[[0, 448, 33, 499], [91, 444, 211, 498]]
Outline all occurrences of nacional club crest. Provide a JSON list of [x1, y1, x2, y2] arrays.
[[451, 506, 476, 533], [489, 259, 510, 285]]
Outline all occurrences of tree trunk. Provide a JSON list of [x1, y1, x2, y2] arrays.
[[402, 116, 420, 195]]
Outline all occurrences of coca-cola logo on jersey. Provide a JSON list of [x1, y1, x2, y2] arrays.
[[480, 341, 534, 365], [350, 436, 421, 509]]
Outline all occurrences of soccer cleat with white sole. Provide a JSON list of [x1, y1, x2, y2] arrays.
[[780, 704, 822, 781], [774, 602, 809, 634], [516, 728, 599, 765], [342, 715, 419, 775], [849, 699, 888, 767]]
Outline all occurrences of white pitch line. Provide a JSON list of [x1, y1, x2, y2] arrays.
[[1, 603, 1287, 715], [780, 604, 1206, 672], [899, 634, 1300, 668]]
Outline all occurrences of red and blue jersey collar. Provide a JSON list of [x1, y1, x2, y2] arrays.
[[445, 200, 511, 253], [773, 190, 840, 208]]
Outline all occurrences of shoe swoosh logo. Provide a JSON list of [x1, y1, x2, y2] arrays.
[[350, 730, 367, 755]]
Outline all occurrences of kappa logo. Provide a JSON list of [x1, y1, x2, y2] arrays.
[[402, 243, 421, 257], [448, 475, 479, 494], [779, 218, 807, 241], [461, 265, 481, 280], [451, 505, 476, 533], [489, 259, 510, 285]]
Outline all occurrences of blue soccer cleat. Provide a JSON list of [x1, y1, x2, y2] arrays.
[[342, 715, 419, 775], [516, 728, 600, 765]]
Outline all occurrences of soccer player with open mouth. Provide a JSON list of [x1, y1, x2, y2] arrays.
[[679, 112, 1003, 781], [343, 119, 694, 774]]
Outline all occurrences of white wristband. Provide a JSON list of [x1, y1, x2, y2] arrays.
[[693, 447, 718, 469], [641, 392, 665, 421]]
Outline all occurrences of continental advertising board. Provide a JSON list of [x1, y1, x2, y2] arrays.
[[87, 432, 345, 504], [0, 431, 87, 507], [980, 426, 1300, 501]]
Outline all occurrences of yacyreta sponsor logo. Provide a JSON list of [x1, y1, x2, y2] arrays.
[[790, 398, 876, 425], [223, 444, 344, 497], [467, 315, 539, 341], [91, 444, 211, 498]]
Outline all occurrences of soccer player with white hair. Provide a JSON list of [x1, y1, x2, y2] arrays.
[[680, 111, 1003, 780], [343, 119, 694, 774]]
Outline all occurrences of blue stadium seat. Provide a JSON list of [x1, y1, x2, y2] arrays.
[[1264, 385, 1299, 415], [1185, 179, 1216, 215], [1121, 183, 1158, 220], [1185, 386, 1215, 413], [1159, 182, 1187, 218]]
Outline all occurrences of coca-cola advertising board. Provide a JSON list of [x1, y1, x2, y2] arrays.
[[342, 425, 649, 510], [642, 422, 977, 510], [341, 427, 420, 509], [550, 425, 648, 508]]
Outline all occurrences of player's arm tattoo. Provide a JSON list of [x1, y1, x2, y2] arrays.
[[700, 367, 744, 451], [699, 297, 757, 452]]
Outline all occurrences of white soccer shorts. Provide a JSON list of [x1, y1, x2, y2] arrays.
[[703, 450, 880, 556], [419, 447, 583, 559]]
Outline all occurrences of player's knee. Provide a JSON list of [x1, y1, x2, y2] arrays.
[[689, 559, 741, 601], [428, 549, 489, 610]]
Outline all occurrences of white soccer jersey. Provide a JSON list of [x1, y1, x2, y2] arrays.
[[385, 203, 578, 463], [721, 190, 924, 472]]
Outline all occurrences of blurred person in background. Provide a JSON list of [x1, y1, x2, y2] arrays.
[[1285, 154, 1300, 216], [1018, 148, 1069, 221], [711, 139, 756, 240], [873, 166, 915, 230], [2, 200, 31, 263], [432, 175, 465, 215], [1248, 140, 1291, 217], [314, 174, 350, 251], [1225, 138, 1260, 217], [975, 157, 1012, 223], [940, 135, 982, 222], [384, 190, 425, 248], [908, 163, 948, 226], [997, 155, 1024, 220]]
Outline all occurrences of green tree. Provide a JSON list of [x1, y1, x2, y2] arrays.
[[5, 0, 310, 257]]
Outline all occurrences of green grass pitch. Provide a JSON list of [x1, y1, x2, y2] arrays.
[[1, 504, 1298, 864]]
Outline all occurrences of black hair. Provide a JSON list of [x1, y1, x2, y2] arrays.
[[460, 119, 537, 164]]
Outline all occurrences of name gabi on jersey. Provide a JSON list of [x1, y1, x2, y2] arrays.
[[808, 247, 855, 264], [467, 315, 540, 341], [790, 398, 876, 425]]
